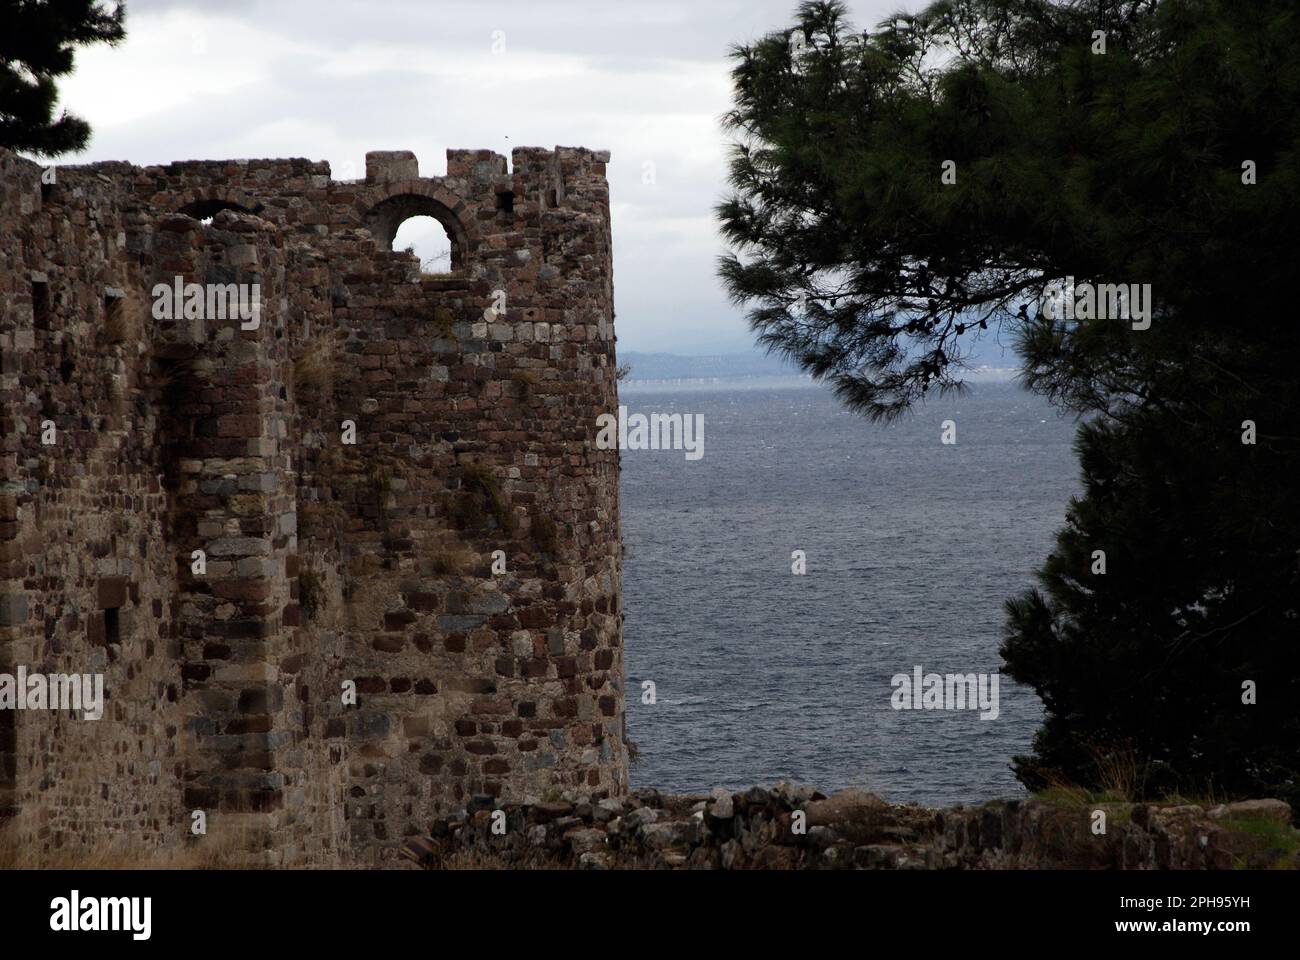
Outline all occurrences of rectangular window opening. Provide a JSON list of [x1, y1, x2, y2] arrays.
[[104, 293, 125, 343], [32, 280, 50, 330]]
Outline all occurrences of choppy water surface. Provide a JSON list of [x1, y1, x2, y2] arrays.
[[620, 379, 1080, 806]]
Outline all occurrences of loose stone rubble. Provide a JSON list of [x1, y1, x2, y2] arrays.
[[403, 784, 1299, 870]]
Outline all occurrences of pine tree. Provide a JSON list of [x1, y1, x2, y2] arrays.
[[1002, 386, 1300, 806], [0, 0, 126, 157], [719, 0, 1300, 805]]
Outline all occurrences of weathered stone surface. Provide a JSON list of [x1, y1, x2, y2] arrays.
[[564, 828, 607, 855], [642, 822, 689, 850], [530, 800, 575, 822], [1209, 799, 1292, 825], [594, 797, 625, 823], [0, 593, 28, 626], [623, 806, 659, 830], [0, 141, 625, 868], [805, 788, 887, 827], [706, 785, 734, 820]]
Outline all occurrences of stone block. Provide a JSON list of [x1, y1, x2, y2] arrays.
[[365, 150, 419, 182], [0, 592, 28, 626], [97, 577, 128, 610]]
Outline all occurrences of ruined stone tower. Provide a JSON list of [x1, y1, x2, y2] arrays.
[[0, 145, 625, 865]]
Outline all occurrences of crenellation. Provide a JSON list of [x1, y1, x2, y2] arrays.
[[0, 142, 624, 867]]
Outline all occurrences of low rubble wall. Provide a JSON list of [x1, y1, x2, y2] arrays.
[[402, 784, 1298, 870]]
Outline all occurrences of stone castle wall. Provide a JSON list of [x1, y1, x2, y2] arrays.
[[0, 144, 625, 866]]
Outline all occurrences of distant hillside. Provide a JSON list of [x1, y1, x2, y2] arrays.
[[618, 351, 796, 382]]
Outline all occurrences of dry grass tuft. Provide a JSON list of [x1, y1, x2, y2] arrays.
[[435, 848, 554, 870], [452, 463, 517, 534], [299, 499, 347, 538], [102, 288, 144, 345], [530, 513, 559, 555], [293, 332, 339, 395], [1089, 740, 1140, 801], [298, 567, 326, 623], [0, 820, 262, 869], [429, 544, 478, 576]]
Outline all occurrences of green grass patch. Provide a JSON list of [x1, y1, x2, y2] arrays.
[[1224, 817, 1299, 870]]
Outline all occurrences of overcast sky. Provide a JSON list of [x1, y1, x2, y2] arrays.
[[54, 0, 905, 354]]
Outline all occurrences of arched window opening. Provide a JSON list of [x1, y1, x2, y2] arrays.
[[177, 198, 260, 224], [392, 215, 452, 276], [363, 193, 465, 274]]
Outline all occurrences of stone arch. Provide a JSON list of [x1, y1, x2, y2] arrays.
[[175, 188, 264, 220], [360, 184, 471, 274]]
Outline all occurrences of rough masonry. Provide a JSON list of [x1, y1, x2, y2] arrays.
[[0, 144, 625, 866]]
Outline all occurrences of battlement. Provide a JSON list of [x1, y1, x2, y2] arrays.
[[0, 145, 625, 866]]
